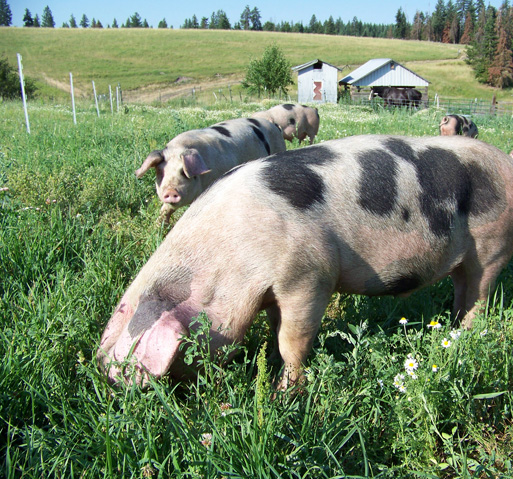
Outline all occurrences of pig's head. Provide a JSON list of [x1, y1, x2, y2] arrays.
[[98, 292, 191, 386], [136, 147, 212, 211]]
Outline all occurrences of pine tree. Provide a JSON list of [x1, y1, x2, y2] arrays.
[[431, 0, 447, 41], [23, 8, 34, 27], [33, 14, 40, 27], [69, 14, 77, 28], [250, 7, 262, 30], [0, 0, 12, 26], [80, 14, 89, 28], [130, 13, 143, 28], [112, 18, 118, 28], [158, 18, 168, 28], [41, 6, 55, 27], [395, 7, 408, 38], [488, 4, 513, 87], [240, 5, 251, 30]]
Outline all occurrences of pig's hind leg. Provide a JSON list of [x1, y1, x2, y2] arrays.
[[273, 288, 332, 391]]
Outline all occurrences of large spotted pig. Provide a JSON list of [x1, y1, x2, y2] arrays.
[[252, 104, 320, 144], [439, 114, 478, 138], [98, 135, 513, 389], [136, 117, 286, 223]]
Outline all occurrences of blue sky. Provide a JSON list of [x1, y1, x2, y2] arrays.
[[8, 0, 505, 29]]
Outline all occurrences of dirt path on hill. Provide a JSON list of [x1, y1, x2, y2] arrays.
[[123, 75, 243, 104]]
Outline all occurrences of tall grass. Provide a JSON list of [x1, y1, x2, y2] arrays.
[[1, 100, 512, 478]]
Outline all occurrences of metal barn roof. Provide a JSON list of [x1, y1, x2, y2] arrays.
[[292, 59, 342, 72], [339, 58, 429, 87]]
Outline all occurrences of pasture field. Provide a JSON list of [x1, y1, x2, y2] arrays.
[[1, 28, 510, 103], [1, 99, 513, 478]]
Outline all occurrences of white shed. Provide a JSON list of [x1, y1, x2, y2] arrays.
[[292, 59, 342, 104]]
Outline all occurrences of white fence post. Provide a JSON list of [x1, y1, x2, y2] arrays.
[[70, 73, 77, 125], [109, 85, 113, 114], [92, 81, 100, 117], [17, 53, 30, 134]]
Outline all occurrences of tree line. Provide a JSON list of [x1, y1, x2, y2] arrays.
[[1, 0, 513, 89]]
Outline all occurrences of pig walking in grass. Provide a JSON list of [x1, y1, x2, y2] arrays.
[[136, 117, 286, 223], [99, 135, 513, 390], [252, 104, 320, 145], [439, 114, 479, 138]]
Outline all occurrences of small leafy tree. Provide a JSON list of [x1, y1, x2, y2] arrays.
[[0, 57, 37, 100], [242, 44, 293, 98]]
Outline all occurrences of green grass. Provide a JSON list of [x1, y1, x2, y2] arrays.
[[1, 101, 513, 478], [2, 27, 509, 103]]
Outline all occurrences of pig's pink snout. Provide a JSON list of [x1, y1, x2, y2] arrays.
[[163, 191, 182, 204]]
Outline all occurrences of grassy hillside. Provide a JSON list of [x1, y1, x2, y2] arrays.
[[1, 27, 508, 103]]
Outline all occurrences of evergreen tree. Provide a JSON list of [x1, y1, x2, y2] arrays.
[[411, 11, 426, 40], [488, 3, 513, 87], [250, 7, 262, 30], [130, 12, 143, 27], [158, 18, 168, 28], [69, 14, 77, 28], [41, 5, 55, 27], [263, 21, 275, 31], [33, 14, 40, 27], [324, 15, 336, 35], [460, 10, 474, 43], [0, 0, 12, 26], [112, 18, 118, 28], [431, 0, 447, 41], [80, 14, 89, 28], [200, 17, 208, 28], [240, 5, 251, 29], [395, 7, 408, 38], [466, 5, 498, 82], [23, 8, 34, 27]]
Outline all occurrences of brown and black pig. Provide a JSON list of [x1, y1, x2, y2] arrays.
[[99, 135, 513, 390], [136, 117, 286, 223], [439, 114, 478, 138], [252, 104, 320, 144]]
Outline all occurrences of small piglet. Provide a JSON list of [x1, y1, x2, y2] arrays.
[[99, 135, 513, 389], [439, 114, 478, 138], [252, 104, 320, 144], [136, 117, 286, 223]]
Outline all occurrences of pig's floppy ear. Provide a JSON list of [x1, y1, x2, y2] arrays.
[[135, 150, 165, 178], [181, 149, 211, 178]]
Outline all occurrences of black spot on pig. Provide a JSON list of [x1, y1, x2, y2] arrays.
[[465, 162, 501, 216], [250, 124, 271, 155], [210, 125, 232, 137], [357, 150, 398, 216], [283, 104, 295, 110], [385, 137, 416, 162], [365, 272, 422, 296], [261, 146, 332, 209]]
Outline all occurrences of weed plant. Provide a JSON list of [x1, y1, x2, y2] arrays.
[[1, 100, 513, 478]]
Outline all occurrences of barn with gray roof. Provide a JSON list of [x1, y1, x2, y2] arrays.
[[339, 58, 430, 105]]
